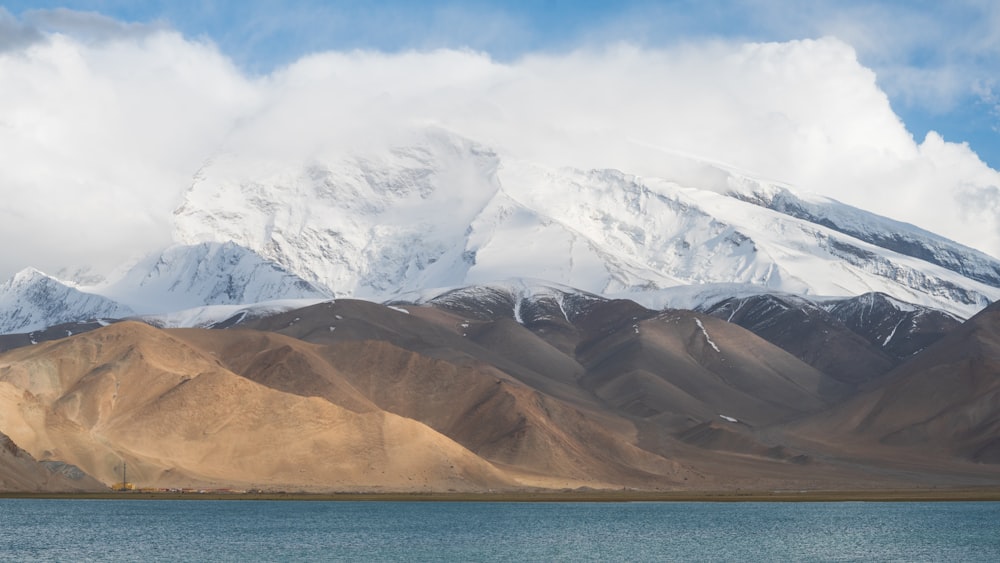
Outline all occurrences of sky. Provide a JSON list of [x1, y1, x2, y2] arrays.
[[1, 0, 999, 280]]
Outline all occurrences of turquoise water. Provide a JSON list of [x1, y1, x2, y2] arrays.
[[1, 500, 998, 561]]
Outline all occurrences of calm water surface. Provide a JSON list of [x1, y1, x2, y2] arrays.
[[1, 499, 998, 561]]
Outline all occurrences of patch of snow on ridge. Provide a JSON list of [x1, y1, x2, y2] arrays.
[[883, 318, 906, 346], [719, 415, 739, 423], [695, 318, 721, 353]]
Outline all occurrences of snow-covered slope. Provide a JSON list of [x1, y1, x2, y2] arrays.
[[172, 128, 1000, 318], [723, 176, 1000, 287], [91, 241, 330, 315], [0, 268, 134, 333], [174, 128, 500, 298]]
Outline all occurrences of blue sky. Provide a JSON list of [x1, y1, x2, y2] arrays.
[[4, 0, 998, 168]]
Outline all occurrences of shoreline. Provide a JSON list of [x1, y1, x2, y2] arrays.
[[3, 488, 1000, 502]]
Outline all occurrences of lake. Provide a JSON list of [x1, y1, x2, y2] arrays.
[[1, 499, 998, 561]]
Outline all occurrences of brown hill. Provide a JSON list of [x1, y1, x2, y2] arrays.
[[3, 296, 995, 493], [0, 322, 516, 492], [175, 320, 693, 488], [236, 298, 871, 486]]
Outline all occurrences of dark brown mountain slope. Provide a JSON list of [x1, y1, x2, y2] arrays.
[[703, 294, 894, 384], [824, 292, 961, 360], [791, 301, 1000, 466], [578, 309, 848, 431]]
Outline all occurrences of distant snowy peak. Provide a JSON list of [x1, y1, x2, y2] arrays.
[[0, 268, 134, 334], [93, 241, 330, 315]]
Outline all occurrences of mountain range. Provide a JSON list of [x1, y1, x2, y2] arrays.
[[4, 127, 1000, 335], [0, 126, 998, 492], [1, 285, 996, 492]]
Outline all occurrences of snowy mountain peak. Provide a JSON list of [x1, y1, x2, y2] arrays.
[[0, 268, 134, 334], [8, 267, 48, 287]]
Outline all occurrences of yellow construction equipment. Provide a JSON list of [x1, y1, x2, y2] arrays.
[[111, 460, 135, 491]]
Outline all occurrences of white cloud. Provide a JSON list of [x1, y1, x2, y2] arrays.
[[0, 29, 257, 278], [1, 27, 999, 282]]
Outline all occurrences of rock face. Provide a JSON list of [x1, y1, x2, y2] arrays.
[[702, 294, 895, 385], [821, 292, 961, 360]]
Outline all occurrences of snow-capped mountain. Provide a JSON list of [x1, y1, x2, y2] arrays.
[[3, 126, 1000, 334], [0, 268, 134, 334], [173, 127, 1000, 318]]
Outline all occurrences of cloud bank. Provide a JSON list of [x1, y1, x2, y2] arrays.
[[1, 22, 999, 281]]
